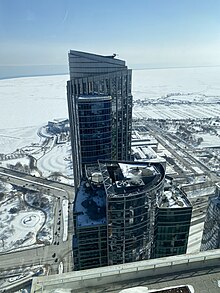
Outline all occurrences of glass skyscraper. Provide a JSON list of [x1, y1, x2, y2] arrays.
[[67, 50, 192, 271], [201, 184, 220, 251], [67, 50, 132, 189]]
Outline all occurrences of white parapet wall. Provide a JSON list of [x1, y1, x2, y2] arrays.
[[31, 249, 220, 293]]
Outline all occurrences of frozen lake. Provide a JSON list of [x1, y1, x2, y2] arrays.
[[0, 67, 220, 130]]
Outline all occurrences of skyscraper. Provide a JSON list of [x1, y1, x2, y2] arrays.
[[72, 160, 166, 270], [67, 50, 191, 271], [201, 183, 220, 251], [152, 185, 192, 258], [100, 160, 165, 265], [67, 50, 133, 189]]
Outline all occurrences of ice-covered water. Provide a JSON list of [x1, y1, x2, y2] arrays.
[[0, 67, 220, 130]]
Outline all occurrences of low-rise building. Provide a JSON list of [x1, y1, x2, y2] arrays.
[[47, 118, 69, 134]]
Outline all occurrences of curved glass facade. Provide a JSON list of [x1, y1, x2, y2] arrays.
[[99, 161, 166, 265], [153, 206, 192, 258], [78, 96, 112, 166], [201, 184, 220, 251]]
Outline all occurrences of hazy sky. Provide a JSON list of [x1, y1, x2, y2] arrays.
[[1, 0, 220, 68]]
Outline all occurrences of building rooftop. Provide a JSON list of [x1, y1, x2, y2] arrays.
[[74, 180, 106, 227], [132, 145, 166, 165], [132, 145, 157, 160], [48, 118, 69, 124], [99, 161, 164, 196], [69, 50, 126, 66], [131, 131, 158, 148], [158, 187, 191, 209], [74, 161, 165, 227]]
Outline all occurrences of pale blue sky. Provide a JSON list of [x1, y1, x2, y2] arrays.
[[1, 0, 220, 68]]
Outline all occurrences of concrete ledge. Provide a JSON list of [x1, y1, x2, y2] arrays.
[[31, 249, 220, 292]]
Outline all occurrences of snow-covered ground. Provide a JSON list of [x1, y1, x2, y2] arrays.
[[0, 67, 219, 255], [0, 124, 73, 184], [0, 126, 41, 154], [0, 68, 219, 160], [133, 67, 220, 121], [25, 192, 56, 245], [132, 66, 220, 100], [0, 181, 56, 252], [0, 67, 219, 131], [0, 75, 68, 129], [133, 104, 220, 120], [0, 265, 45, 290], [197, 133, 220, 148], [37, 142, 72, 178], [0, 194, 44, 252]]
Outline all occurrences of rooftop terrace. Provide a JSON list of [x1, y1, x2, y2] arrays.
[[100, 161, 163, 195], [74, 180, 106, 227]]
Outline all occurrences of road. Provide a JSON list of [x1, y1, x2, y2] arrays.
[[0, 240, 72, 273], [142, 123, 219, 182], [0, 166, 75, 202]]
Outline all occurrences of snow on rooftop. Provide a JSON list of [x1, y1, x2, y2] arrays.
[[132, 133, 157, 144], [132, 146, 164, 163], [191, 166, 204, 175], [118, 162, 158, 179], [119, 287, 148, 293], [160, 190, 189, 208], [74, 181, 106, 227], [49, 118, 68, 123]]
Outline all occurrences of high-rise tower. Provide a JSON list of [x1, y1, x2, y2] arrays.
[[72, 160, 166, 270], [67, 50, 191, 271], [201, 183, 220, 251], [67, 50, 133, 189]]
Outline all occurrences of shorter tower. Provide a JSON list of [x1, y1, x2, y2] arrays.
[[152, 184, 192, 258], [201, 183, 220, 251], [72, 179, 108, 270], [100, 161, 165, 265]]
